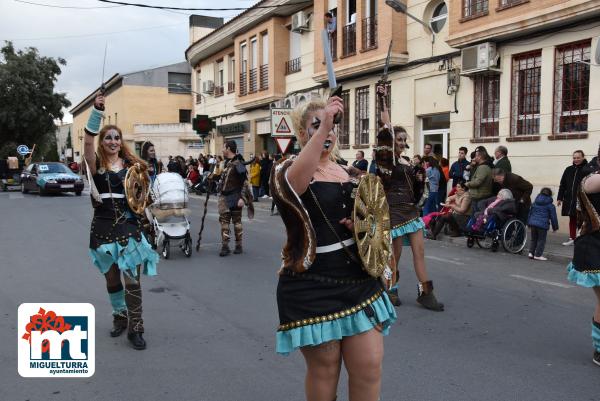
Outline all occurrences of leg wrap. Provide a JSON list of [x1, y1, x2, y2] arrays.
[[231, 209, 243, 243], [125, 282, 144, 333], [593, 320, 600, 352], [219, 211, 232, 244]]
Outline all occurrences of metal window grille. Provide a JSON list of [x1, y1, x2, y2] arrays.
[[553, 40, 590, 133], [355, 86, 370, 145], [463, 0, 488, 18], [214, 86, 224, 97], [259, 64, 268, 91], [343, 23, 356, 57], [329, 31, 337, 60], [361, 16, 377, 51], [500, 0, 523, 6], [249, 68, 257, 93], [285, 57, 301, 75], [474, 74, 500, 138], [511, 51, 541, 136], [227, 81, 235, 93], [338, 90, 350, 146], [239, 72, 247, 96], [374, 81, 391, 127]]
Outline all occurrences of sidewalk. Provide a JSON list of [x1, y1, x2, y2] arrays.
[[436, 230, 574, 264]]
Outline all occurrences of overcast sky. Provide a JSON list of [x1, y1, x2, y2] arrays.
[[0, 0, 255, 122]]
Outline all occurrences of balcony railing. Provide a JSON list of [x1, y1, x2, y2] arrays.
[[342, 23, 356, 57], [239, 72, 247, 96], [214, 85, 224, 97], [196, 93, 202, 104], [285, 57, 301, 75], [249, 68, 258, 93], [227, 81, 235, 93], [259, 64, 269, 91], [361, 16, 377, 51], [329, 31, 337, 60]]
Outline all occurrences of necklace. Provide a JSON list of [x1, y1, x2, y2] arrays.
[[315, 162, 348, 182]]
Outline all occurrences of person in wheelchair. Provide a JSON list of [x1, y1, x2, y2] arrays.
[[468, 189, 516, 234]]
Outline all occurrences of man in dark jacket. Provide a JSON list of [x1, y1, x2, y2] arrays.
[[583, 144, 599, 175], [558, 150, 588, 245], [494, 145, 512, 173], [492, 169, 533, 221], [259, 152, 273, 197], [352, 151, 369, 171], [449, 146, 469, 187]]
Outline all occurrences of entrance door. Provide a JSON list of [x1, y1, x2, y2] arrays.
[[421, 114, 450, 159]]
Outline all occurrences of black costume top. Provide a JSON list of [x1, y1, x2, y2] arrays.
[[89, 166, 143, 250], [380, 160, 424, 229], [276, 181, 383, 331], [572, 173, 600, 273]]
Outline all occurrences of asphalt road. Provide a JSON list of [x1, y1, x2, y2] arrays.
[[0, 189, 599, 401]]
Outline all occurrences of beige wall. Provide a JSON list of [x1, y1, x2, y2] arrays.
[[72, 86, 192, 160]]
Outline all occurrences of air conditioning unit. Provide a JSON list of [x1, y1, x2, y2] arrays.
[[292, 11, 309, 33], [202, 80, 214, 94], [461, 42, 500, 75]]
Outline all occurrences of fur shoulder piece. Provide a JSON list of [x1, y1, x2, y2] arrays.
[[269, 156, 316, 273]]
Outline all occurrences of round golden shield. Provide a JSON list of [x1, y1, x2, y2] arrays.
[[124, 163, 150, 215], [353, 174, 392, 278]]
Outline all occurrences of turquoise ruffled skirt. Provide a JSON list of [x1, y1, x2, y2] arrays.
[[566, 262, 600, 287], [391, 217, 425, 245], [276, 292, 397, 355], [89, 235, 159, 277]]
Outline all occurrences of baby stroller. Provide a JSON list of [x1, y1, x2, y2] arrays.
[[146, 172, 192, 259]]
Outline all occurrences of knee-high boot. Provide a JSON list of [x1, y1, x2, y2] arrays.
[[125, 281, 146, 350]]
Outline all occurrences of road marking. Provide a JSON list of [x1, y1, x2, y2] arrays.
[[425, 255, 465, 265], [510, 274, 574, 288], [9, 193, 24, 200]]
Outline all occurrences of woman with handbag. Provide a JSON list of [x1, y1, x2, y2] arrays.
[[375, 83, 444, 311], [270, 96, 396, 401]]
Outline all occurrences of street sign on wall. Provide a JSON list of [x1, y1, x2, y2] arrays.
[[270, 108, 294, 137]]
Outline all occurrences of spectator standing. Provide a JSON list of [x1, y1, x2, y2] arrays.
[[494, 145, 512, 173], [325, 12, 336, 34], [423, 157, 441, 216], [423, 143, 433, 159], [249, 156, 261, 201], [527, 187, 559, 261], [450, 147, 469, 187], [368, 150, 378, 174], [465, 148, 493, 212], [583, 144, 599, 174], [558, 150, 588, 245], [352, 150, 368, 172], [259, 152, 273, 197]]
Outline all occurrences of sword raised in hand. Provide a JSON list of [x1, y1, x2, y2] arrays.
[[321, 29, 342, 124]]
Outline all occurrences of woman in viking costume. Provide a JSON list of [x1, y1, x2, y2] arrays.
[[566, 170, 600, 366], [375, 83, 444, 311], [83, 92, 158, 350], [141, 141, 162, 183], [270, 95, 396, 401]]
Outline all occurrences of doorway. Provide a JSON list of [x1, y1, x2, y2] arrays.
[[421, 113, 450, 159]]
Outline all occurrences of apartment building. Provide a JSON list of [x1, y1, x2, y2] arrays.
[[70, 62, 195, 163], [187, 0, 600, 198]]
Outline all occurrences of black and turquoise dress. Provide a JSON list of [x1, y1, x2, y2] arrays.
[[276, 181, 396, 355], [88, 167, 158, 277]]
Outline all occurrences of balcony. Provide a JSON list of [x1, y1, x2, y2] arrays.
[[259, 64, 269, 91], [214, 85, 224, 97], [329, 31, 337, 60], [227, 81, 235, 93], [239, 72, 247, 96], [196, 94, 202, 104], [342, 23, 356, 57], [249, 68, 258, 93], [361, 16, 377, 51], [285, 57, 301, 75]]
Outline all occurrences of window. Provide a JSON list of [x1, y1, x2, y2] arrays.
[[195, 69, 202, 103], [499, 0, 526, 8], [474, 74, 500, 138], [355, 86, 369, 145], [511, 51, 541, 136], [228, 55, 235, 92], [346, 0, 356, 24], [240, 42, 247, 96], [343, 0, 357, 56], [553, 40, 590, 134], [463, 0, 487, 18], [430, 3, 447, 33], [179, 109, 192, 123], [338, 90, 350, 147], [168, 72, 191, 93], [260, 32, 269, 91], [250, 38, 258, 92], [215, 60, 224, 96], [374, 81, 391, 126], [261, 32, 269, 65]]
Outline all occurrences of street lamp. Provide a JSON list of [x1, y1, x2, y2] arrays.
[[168, 83, 207, 101], [385, 0, 435, 42]]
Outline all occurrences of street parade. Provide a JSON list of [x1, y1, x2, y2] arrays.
[[2, 0, 600, 400]]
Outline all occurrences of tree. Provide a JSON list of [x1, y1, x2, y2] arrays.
[[0, 41, 71, 159], [66, 128, 72, 149]]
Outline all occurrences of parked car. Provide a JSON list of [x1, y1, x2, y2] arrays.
[[21, 162, 84, 196]]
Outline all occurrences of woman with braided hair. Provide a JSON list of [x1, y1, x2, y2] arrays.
[[83, 92, 158, 350]]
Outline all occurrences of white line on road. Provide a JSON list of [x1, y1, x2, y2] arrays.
[[510, 274, 574, 288], [425, 255, 465, 265], [9, 193, 24, 200]]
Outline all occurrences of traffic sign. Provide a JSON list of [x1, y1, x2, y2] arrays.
[[17, 145, 30, 156], [271, 108, 294, 137], [274, 137, 292, 154]]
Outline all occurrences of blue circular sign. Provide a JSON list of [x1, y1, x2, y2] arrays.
[[17, 145, 29, 155]]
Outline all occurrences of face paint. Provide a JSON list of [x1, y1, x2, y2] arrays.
[[104, 129, 121, 142]]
